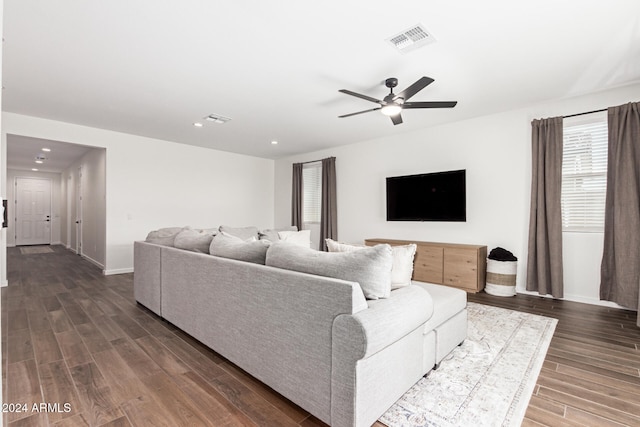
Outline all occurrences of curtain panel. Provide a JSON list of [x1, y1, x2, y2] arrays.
[[291, 163, 303, 229], [320, 157, 337, 251], [599, 102, 640, 326], [526, 117, 565, 298]]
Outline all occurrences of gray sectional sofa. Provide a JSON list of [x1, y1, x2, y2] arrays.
[[133, 232, 467, 427]]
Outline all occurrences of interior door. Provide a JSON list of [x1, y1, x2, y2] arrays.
[[15, 177, 52, 246]]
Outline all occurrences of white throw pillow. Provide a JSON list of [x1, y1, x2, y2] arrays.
[[266, 242, 393, 299], [278, 229, 312, 248], [259, 226, 297, 242], [325, 239, 365, 253], [218, 225, 259, 241], [325, 238, 417, 289], [388, 244, 417, 289]]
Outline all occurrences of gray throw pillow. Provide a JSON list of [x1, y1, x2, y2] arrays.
[[210, 232, 271, 265], [265, 242, 393, 299], [259, 226, 298, 242], [145, 226, 186, 247], [218, 225, 259, 241], [174, 227, 216, 253]]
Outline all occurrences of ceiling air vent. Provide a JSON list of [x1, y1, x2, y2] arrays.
[[205, 113, 232, 124], [387, 24, 435, 54]]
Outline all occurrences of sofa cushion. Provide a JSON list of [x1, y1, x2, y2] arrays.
[[210, 231, 271, 264], [145, 226, 185, 247], [266, 242, 393, 299], [174, 227, 216, 253], [259, 226, 298, 242], [278, 229, 312, 248], [413, 281, 467, 332], [219, 225, 259, 241], [325, 239, 417, 289]]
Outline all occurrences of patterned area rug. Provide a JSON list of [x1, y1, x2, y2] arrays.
[[19, 246, 54, 254], [380, 302, 557, 427]]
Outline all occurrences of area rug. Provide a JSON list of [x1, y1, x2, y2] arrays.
[[19, 246, 54, 254], [379, 302, 557, 427]]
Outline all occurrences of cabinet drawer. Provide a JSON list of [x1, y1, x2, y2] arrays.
[[443, 248, 479, 290], [365, 238, 486, 292], [413, 246, 443, 283]]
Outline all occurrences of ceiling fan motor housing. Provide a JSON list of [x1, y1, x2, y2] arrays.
[[385, 77, 398, 89]]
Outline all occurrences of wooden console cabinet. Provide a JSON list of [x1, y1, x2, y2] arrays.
[[365, 238, 487, 293]]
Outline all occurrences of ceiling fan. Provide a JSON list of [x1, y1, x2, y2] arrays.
[[338, 77, 457, 125]]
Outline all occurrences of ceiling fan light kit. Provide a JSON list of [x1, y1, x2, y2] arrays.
[[339, 76, 457, 125], [381, 104, 402, 116]]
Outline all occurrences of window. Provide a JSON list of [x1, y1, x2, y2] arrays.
[[561, 113, 608, 231], [303, 162, 321, 223]]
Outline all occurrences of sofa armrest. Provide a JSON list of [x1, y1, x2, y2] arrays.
[[331, 285, 434, 427], [333, 285, 434, 360]]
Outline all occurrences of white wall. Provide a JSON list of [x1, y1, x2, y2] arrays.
[[6, 169, 63, 246], [1, 0, 5, 419], [274, 83, 640, 308], [62, 148, 107, 268], [2, 113, 275, 276], [61, 167, 75, 250]]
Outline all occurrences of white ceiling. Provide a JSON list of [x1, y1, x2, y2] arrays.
[[3, 1, 640, 159], [7, 135, 94, 173]]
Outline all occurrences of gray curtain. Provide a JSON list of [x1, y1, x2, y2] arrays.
[[599, 102, 640, 326], [291, 163, 303, 229], [526, 117, 564, 298], [319, 157, 337, 251]]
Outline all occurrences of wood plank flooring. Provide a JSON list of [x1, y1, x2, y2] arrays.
[[2, 245, 640, 426], [467, 291, 640, 427]]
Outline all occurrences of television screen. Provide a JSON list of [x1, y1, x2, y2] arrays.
[[386, 169, 466, 221]]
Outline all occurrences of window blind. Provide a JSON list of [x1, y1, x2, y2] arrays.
[[303, 162, 322, 223], [561, 117, 608, 232]]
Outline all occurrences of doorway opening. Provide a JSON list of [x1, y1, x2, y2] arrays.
[[6, 135, 106, 269]]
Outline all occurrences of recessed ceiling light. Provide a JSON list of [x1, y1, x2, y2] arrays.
[[193, 122, 203, 127], [32, 168, 39, 171], [271, 140, 278, 145], [42, 148, 51, 152], [35, 160, 43, 164]]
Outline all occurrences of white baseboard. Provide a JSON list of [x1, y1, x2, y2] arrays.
[[516, 288, 627, 309], [103, 267, 134, 275], [82, 254, 105, 270], [561, 293, 628, 309]]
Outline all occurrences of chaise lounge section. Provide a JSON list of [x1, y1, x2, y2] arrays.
[[134, 234, 467, 427]]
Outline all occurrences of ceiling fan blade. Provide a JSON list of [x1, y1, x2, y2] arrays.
[[338, 89, 383, 104], [395, 77, 434, 101], [338, 107, 382, 118], [390, 114, 403, 125], [403, 101, 458, 109]]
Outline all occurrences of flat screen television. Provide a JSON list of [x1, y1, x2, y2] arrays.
[[386, 169, 466, 222]]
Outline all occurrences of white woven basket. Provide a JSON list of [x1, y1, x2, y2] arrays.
[[485, 259, 517, 297]]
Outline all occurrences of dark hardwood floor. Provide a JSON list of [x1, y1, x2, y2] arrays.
[[2, 246, 640, 426], [468, 291, 640, 427]]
